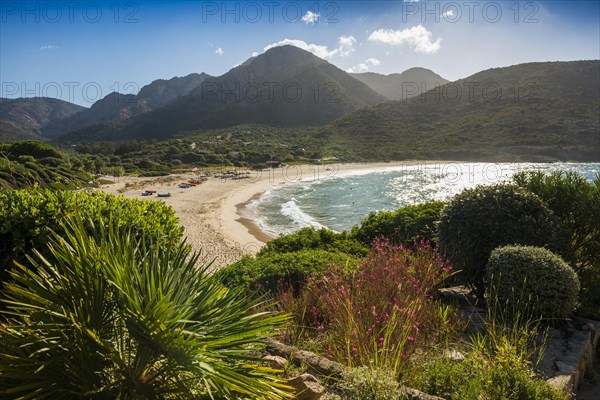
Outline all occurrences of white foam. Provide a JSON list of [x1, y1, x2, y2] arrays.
[[281, 200, 326, 230]]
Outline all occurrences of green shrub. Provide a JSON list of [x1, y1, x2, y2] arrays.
[[38, 157, 66, 167], [351, 202, 446, 246], [438, 184, 560, 294], [0, 214, 289, 399], [5, 140, 64, 159], [339, 367, 401, 400], [0, 189, 183, 284], [258, 227, 368, 257], [513, 171, 600, 270], [17, 155, 36, 164], [485, 245, 579, 321], [513, 171, 600, 319], [214, 249, 358, 293]]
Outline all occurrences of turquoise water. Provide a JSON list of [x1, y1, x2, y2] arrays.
[[247, 162, 600, 236]]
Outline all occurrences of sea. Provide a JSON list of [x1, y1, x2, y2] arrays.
[[245, 162, 600, 237]]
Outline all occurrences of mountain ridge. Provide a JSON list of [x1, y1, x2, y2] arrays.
[[0, 97, 85, 141], [42, 73, 211, 138], [58, 45, 388, 142]]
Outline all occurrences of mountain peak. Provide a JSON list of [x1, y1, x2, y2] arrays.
[[242, 45, 327, 71]]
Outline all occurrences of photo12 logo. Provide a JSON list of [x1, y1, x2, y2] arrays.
[[199, 81, 341, 104], [402, 1, 540, 24], [1, 2, 139, 23], [1, 81, 141, 104], [200, 1, 339, 24], [417, 81, 538, 104]]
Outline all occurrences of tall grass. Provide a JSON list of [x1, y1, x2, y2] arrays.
[[278, 240, 456, 377]]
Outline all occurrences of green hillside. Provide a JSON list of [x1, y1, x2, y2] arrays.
[[0, 141, 94, 189], [320, 60, 600, 162]]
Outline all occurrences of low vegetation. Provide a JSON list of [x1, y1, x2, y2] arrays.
[[350, 201, 446, 246], [1, 168, 597, 399], [0, 188, 183, 284], [66, 125, 328, 174], [0, 141, 93, 189], [258, 227, 368, 257], [214, 249, 359, 294]]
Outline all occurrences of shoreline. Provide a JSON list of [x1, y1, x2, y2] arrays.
[[235, 193, 275, 244], [99, 161, 456, 270], [224, 161, 458, 248]]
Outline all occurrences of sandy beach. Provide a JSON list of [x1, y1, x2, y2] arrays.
[[101, 162, 435, 270]]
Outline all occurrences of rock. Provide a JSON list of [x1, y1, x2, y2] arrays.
[[263, 355, 288, 369], [547, 327, 563, 340], [555, 360, 575, 374], [288, 374, 326, 400], [265, 339, 349, 378], [546, 374, 574, 394], [442, 349, 466, 362]]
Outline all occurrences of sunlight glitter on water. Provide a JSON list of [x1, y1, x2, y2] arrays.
[[249, 162, 600, 237]]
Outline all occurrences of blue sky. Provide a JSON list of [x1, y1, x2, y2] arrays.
[[1, 0, 599, 106]]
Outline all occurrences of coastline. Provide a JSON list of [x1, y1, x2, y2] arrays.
[[100, 161, 449, 270]]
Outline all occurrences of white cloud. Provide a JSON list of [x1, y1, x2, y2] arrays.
[[264, 39, 329, 58], [368, 25, 442, 54], [215, 47, 224, 56], [346, 64, 369, 73], [264, 36, 356, 59], [40, 45, 58, 50], [443, 10, 455, 17], [301, 11, 320, 24], [347, 57, 381, 73], [338, 35, 356, 47], [251, 51, 259, 57]]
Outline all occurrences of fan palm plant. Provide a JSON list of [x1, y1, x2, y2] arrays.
[[0, 215, 290, 399]]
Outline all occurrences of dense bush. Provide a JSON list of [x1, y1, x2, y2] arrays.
[[438, 184, 560, 294], [214, 249, 358, 293], [513, 171, 600, 319], [351, 202, 446, 246], [0, 214, 289, 399], [0, 189, 183, 284], [485, 245, 579, 321], [513, 171, 600, 270], [2, 140, 64, 159], [0, 157, 92, 189], [258, 227, 368, 257]]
